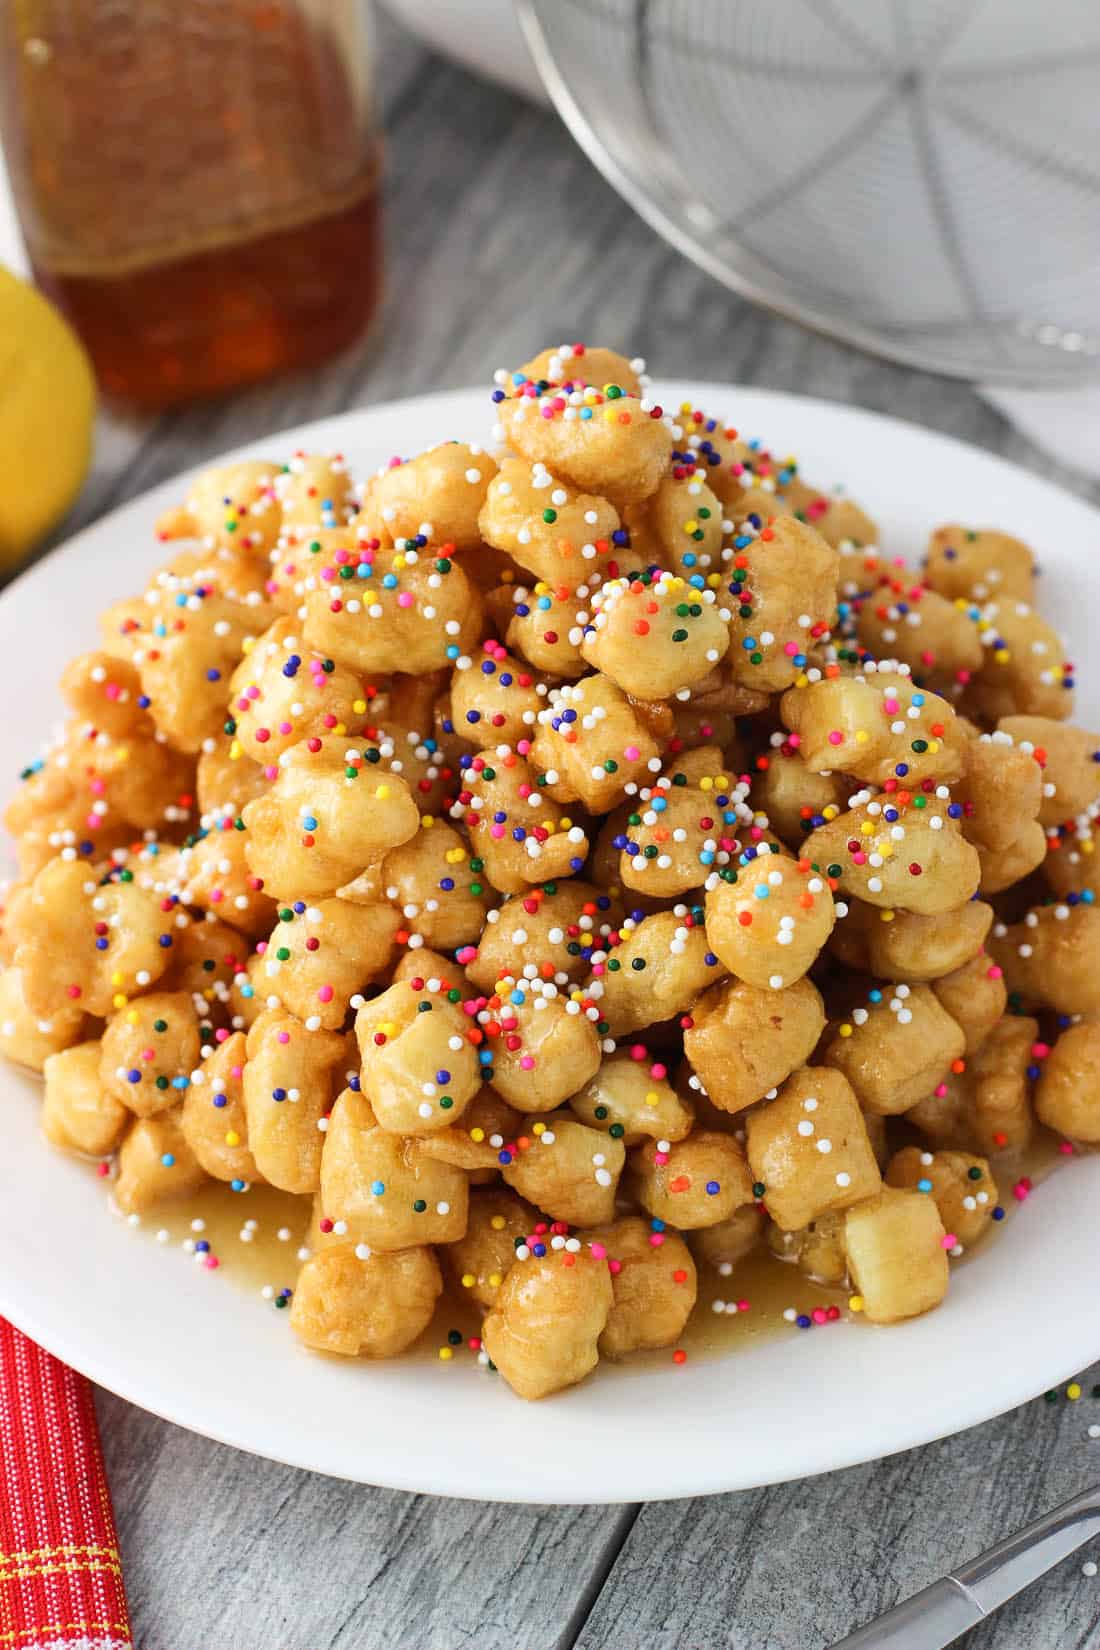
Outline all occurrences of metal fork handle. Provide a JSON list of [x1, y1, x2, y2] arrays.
[[829, 1486, 1100, 1648]]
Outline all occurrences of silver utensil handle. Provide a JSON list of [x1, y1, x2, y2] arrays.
[[829, 1487, 1100, 1649]]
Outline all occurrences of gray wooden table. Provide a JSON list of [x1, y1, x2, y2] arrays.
[[67, 13, 1100, 1648]]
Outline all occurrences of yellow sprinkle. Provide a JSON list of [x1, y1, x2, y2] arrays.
[[112, 994, 127, 1009], [645, 1090, 659, 1107], [445, 847, 466, 863], [679, 400, 694, 414], [822, 805, 839, 821], [848, 1295, 864, 1313], [469, 1127, 485, 1143], [353, 698, 367, 713], [225, 1130, 240, 1147], [532, 1121, 546, 1135], [1068, 1382, 1082, 1401], [110, 971, 123, 986], [854, 729, 870, 744], [375, 784, 390, 799], [126, 1009, 139, 1024], [928, 739, 940, 753], [700, 776, 713, 791], [241, 636, 255, 654], [534, 581, 549, 595], [860, 821, 875, 836], [994, 648, 1010, 663], [420, 814, 435, 828], [795, 674, 809, 689], [461, 1273, 475, 1288], [489, 1214, 507, 1230], [438, 1346, 454, 1361], [559, 816, 572, 830], [542, 818, 558, 833], [683, 519, 698, 535], [1084, 840, 1095, 855], [393, 553, 407, 570], [838, 1023, 853, 1038], [880, 909, 896, 923], [878, 842, 894, 860], [706, 573, 722, 587], [603, 407, 618, 424], [488, 1272, 503, 1288]]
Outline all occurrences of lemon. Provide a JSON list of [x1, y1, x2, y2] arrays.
[[0, 265, 96, 568]]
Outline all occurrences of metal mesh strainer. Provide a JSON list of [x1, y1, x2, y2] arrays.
[[516, 0, 1100, 384]]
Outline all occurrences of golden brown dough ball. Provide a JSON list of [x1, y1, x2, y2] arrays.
[[802, 798, 980, 916], [467, 880, 621, 994], [767, 1211, 849, 1285], [196, 740, 269, 818], [481, 1246, 614, 1400], [504, 344, 644, 400], [975, 822, 1047, 894], [355, 978, 480, 1136], [451, 751, 590, 895], [416, 1086, 523, 1175], [781, 667, 967, 789], [617, 761, 744, 900], [171, 820, 275, 938], [486, 988, 602, 1113], [630, 1129, 755, 1229], [705, 854, 835, 990], [138, 589, 268, 755], [569, 1049, 694, 1146], [450, 643, 546, 750], [290, 1245, 442, 1358], [301, 542, 483, 677], [908, 1014, 1037, 1156], [724, 516, 839, 694], [59, 650, 155, 740], [684, 974, 825, 1116], [503, 581, 592, 678], [580, 570, 730, 700], [364, 442, 498, 551], [593, 910, 725, 1037], [585, 1215, 696, 1358], [998, 716, 1100, 828], [114, 1108, 209, 1215], [851, 898, 993, 983], [530, 673, 662, 813], [42, 1041, 129, 1157], [688, 1203, 765, 1273], [255, 898, 398, 1030], [242, 738, 419, 902], [376, 820, 491, 954], [502, 1113, 625, 1227], [953, 730, 1042, 856], [623, 472, 726, 579], [243, 1009, 348, 1194], [0, 967, 85, 1073], [443, 1186, 536, 1311], [180, 1031, 263, 1186], [751, 750, 850, 846], [823, 984, 966, 1116], [745, 1066, 881, 1231], [964, 599, 1073, 723], [227, 616, 366, 762], [100, 990, 200, 1118], [12, 857, 171, 1019], [479, 456, 620, 591], [844, 1188, 948, 1324], [923, 525, 1035, 605], [1035, 1022, 1100, 1141], [886, 1146, 998, 1248], [320, 1088, 469, 1250], [988, 902, 1100, 1016], [498, 391, 673, 508], [931, 952, 1006, 1054], [855, 586, 982, 693]]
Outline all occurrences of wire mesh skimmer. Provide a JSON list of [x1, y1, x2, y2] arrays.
[[516, 0, 1100, 384]]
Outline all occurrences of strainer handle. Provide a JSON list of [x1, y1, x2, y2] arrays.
[[828, 1486, 1100, 1648]]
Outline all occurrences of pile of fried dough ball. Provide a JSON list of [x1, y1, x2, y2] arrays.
[[3, 342, 1099, 1400]]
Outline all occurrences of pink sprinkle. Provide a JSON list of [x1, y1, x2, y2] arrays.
[[884, 698, 899, 714], [278, 721, 293, 736], [396, 591, 414, 608], [608, 1258, 622, 1274], [519, 1056, 535, 1070], [230, 1065, 242, 1079], [1013, 1178, 1032, 1202], [589, 1242, 606, 1260], [263, 765, 279, 780], [737, 1299, 750, 1313], [787, 732, 801, 748], [648, 1233, 665, 1248], [784, 641, 799, 657], [987, 964, 1003, 979], [629, 1043, 647, 1061], [455, 946, 478, 965], [624, 745, 640, 761], [852, 851, 867, 866], [827, 730, 843, 746], [96, 1161, 110, 1178], [654, 1152, 669, 1167], [812, 1307, 828, 1324], [490, 824, 505, 839], [941, 1234, 958, 1249], [516, 739, 531, 755], [934, 1082, 948, 1098], [1059, 1140, 1075, 1155], [1032, 1041, 1050, 1058], [203, 1256, 220, 1270], [317, 985, 334, 1003], [214, 1028, 229, 1043], [277, 1031, 290, 1045], [650, 1062, 667, 1080]]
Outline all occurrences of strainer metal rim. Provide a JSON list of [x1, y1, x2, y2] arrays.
[[515, 0, 1100, 387]]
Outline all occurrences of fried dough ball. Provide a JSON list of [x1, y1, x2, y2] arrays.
[[364, 442, 497, 550], [531, 674, 662, 813], [12, 858, 171, 1018], [623, 472, 726, 579], [724, 517, 839, 694], [767, 1210, 848, 1285], [1043, 825, 1100, 900], [42, 1041, 129, 1157], [684, 974, 825, 1116], [823, 984, 965, 1116], [442, 1186, 536, 1311], [0, 967, 85, 1072], [802, 799, 980, 916], [271, 451, 355, 531], [114, 1109, 208, 1215], [976, 822, 1047, 894], [450, 642, 546, 750], [965, 599, 1072, 723], [498, 392, 673, 508], [505, 343, 643, 401], [301, 544, 483, 676], [630, 1129, 754, 1229], [988, 902, 1100, 1016], [482, 1246, 614, 1400], [569, 1049, 694, 1146], [752, 751, 850, 846], [355, 978, 480, 1136], [59, 650, 154, 740], [173, 819, 277, 937], [931, 953, 1006, 1054], [617, 758, 743, 899], [100, 990, 201, 1117], [320, 1088, 469, 1251], [467, 880, 620, 994], [844, 1188, 948, 1324], [745, 1067, 881, 1231], [452, 751, 589, 894], [502, 581, 592, 678], [592, 910, 724, 1037], [688, 1203, 765, 1272], [377, 820, 491, 953], [241, 739, 419, 901], [227, 616, 366, 761], [155, 459, 281, 553], [180, 1031, 263, 1185], [417, 1086, 523, 1174], [486, 989, 601, 1113], [1035, 1023, 1100, 1142], [924, 526, 1035, 605], [290, 1244, 442, 1359], [998, 716, 1100, 828], [138, 591, 266, 754], [886, 1147, 998, 1248], [242, 1010, 347, 1194], [781, 667, 967, 788], [501, 1114, 624, 1226], [908, 1015, 1037, 1156], [580, 569, 730, 700], [954, 730, 1042, 852], [855, 586, 983, 692], [705, 854, 835, 990], [196, 740, 269, 818], [585, 1216, 696, 1358], [847, 898, 994, 983], [256, 899, 398, 1030], [479, 456, 620, 590], [161, 914, 249, 1009]]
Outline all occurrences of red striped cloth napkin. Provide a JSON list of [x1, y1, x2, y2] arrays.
[[0, 1319, 131, 1650]]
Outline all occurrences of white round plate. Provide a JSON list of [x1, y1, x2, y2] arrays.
[[1, 384, 1097, 1504]]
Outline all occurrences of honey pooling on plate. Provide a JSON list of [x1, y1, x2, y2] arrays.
[[4, 342, 1100, 1401]]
